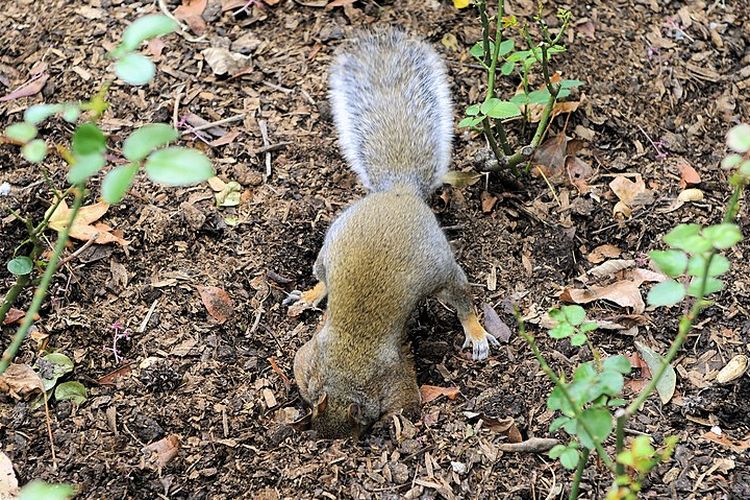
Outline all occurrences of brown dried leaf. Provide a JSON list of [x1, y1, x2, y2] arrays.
[[0, 451, 19, 498], [497, 437, 559, 453], [560, 279, 645, 313], [0, 73, 49, 101], [420, 385, 460, 404], [197, 285, 234, 323], [201, 47, 251, 76], [587, 244, 622, 263], [678, 161, 701, 189], [480, 191, 498, 213], [701, 431, 750, 454], [142, 435, 180, 469], [588, 259, 636, 278], [174, 0, 208, 35], [532, 133, 568, 176], [325, 0, 357, 8], [97, 364, 133, 385], [2, 308, 25, 325], [609, 174, 646, 207], [481, 303, 511, 343], [0, 363, 44, 399], [47, 200, 128, 246], [566, 155, 593, 192], [443, 171, 482, 187]]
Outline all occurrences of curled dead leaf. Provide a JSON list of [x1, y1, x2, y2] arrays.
[[175, 0, 208, 35], [678, 161, 701, 189], [420, 385, 460, 404], [587, 244, 622, 264], [197, 285, 234, 324], [481, 303, 511, 343], [715, 355, 747, 384], [443, 170, 482, 188], [0, 363, 44, 399], [141, 434, 180, 469]]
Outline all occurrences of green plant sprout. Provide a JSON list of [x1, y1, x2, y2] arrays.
[[518, 124, 748, 498], [459, 0, 582, 175], [1, 14, 214, 372]]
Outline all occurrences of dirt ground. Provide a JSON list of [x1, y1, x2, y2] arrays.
[[1, 0, 749, 498]]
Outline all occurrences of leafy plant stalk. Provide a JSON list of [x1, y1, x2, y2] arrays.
[[570, 448, 590, 500], [0, 185, 85, 374], [516, 310, 615, 470], [613, 182, 744, 461]]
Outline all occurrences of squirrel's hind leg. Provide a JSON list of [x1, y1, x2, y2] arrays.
[[437, 269, 499, 361]]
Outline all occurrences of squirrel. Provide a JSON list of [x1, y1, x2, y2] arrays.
[[290, 29, 499, 438]]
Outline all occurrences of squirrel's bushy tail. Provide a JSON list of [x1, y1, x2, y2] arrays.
[[328, 29, 453, 198]]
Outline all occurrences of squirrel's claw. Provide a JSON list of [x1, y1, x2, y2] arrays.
[[286, 282, 328, 317], [283, 290, 303, 306], [461, 314, 500, 361]]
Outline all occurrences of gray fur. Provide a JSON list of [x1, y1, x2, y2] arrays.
[[328, 29, 453, 198]]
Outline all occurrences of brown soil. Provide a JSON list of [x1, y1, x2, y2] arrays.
[[1, 0, 749, 498]]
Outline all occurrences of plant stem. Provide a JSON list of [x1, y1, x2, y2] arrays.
[[0, 185, 85, 374], [0, 275, 31, 326], [479, 0, 512, 157], [516, 311, 615, 470], [570, 447, 590, 500], [478, 0, 491, 67], [613, 183, 743, 464], [614, 408, 625, 476], [33, 187, 74, 236]]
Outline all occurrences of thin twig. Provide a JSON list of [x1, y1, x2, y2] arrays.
[[0, 186, 86, 374], [179, 114, 245, 135]]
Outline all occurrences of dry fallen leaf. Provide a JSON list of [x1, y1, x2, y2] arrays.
[[442, 170, 482, 187], [515, 73, 581, 122], [610, 174, 651, 217], [0, 363, 44, 399], [197, 285, 234, 324], [715, 355, 747, 384], [0, 452, 19, 498], [0, 73, 49, 102], [497, 437, 559, 453], [678, 161, 701, 189], [174, 0, 208, 35], [588, 259, 636, 278], [701, 431, 750, 453], [201, 47, 251, 76], [141, 435, 180, 469], [561, 280, 646, 313], [47, 200, 127, 245], [420, 385, 460, 404], [587, 244, 622, 263], [325, 0, 357, 8], [482, 303, 512, 343], [480, 191, 498, 213]]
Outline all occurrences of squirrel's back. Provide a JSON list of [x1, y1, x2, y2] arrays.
[[328, 30, 453, 198]]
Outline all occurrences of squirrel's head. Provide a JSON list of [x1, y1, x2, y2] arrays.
[[293, 330, 418, 439]]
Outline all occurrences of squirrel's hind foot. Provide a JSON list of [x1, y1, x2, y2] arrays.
[[461, 313, 500, 361]]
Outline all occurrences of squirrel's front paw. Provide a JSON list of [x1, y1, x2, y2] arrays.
[[461, 314, 500, 361], [285, 282, 327, 317]]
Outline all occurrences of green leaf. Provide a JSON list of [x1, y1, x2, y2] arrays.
[[123, 123, 179, 161], [144, 147, 214, 186], [702, 223, 742, 249], [580, 321, 598, 334], [577, 407, 613, 449], [497, 39, 514, 57], [22, 139, 47, 163], [570, 333, 587, 346], [548, 385, 574, 416], [61, 104, 81, 123], [115, 52, 156, 86], [686, 277, 724, 297], [649, 250, 688, 277], [740, 161, 750, 177], [54, 381, 87, 404], [549, 443, 567, 458], [24, 104, 61, 124], [102, 163, 139, 204], [67, 153, 105, 185], [727, 123, 750, 153], [721, 154, 743, 170], [72, 123, 106, 156], [560, 79, 584, 89], [549, 416, 570, 433], [507, 50, 530, 62], [562, 305, 586, 326], [5, 122, 38, 143], [7, 256, 33, 276], [458, 116, 484, 128], [634, 341, 676, 404], [549, 322, 575, 339], [510, 93, 529, 105], [548, 45, 567, 55], [120, 14, 178, 52], [527, 89, 552, 104], [598, 370, 624, 395], [686, 254, 730, 277], [465, 104, 481, 117], [19, 480, 75, 500], [500, 61, 515, 75], [574, 362, 597, 382], [559, 448, 580, 470], [39, 352, 75, 391], [480, 98, 522, 119], [663, 224, 700, 248], [603, 355, 631, 375], [608, 399, 626, 407], [647, 280, 685, 307], [469, 42, 485, 60]]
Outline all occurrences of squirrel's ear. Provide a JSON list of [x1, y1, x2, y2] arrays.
[[314, 392, 328, 415], [348, 403, 361, 420]]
